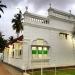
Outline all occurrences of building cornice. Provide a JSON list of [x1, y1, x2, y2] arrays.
[[23, 9, 75, 24], [48, 15, 75, 24], [48, 7, 75, 23], [23, 22, 72, 33], [48, 7, 75, 18]]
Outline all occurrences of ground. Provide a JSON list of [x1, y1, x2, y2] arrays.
[[0, 62, 12, 75], [1, 62, 75, 75], [0, 62, 22, 75]]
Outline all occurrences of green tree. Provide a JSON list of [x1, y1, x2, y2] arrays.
[[0, 1, 7, 18], [0, 32, 7, 52], [12, 10, 23, 37], [9, 36, 13, 41]]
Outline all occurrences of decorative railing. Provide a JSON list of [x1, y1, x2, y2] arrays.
[[24, 13, 49, 25]]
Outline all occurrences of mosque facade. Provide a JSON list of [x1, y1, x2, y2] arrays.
[[3, 6, 75, 70]]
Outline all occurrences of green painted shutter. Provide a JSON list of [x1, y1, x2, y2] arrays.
[[32, 50, 37, 54], [32, 47, 37, 54], [43, 50, 48, 54], [38, 50, 42, 54], [43, 47, 48, 54], [38, 47, 43, 54]]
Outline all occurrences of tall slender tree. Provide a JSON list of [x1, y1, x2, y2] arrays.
[[0, 1, 7, 18], [12, 10, 23, 37]]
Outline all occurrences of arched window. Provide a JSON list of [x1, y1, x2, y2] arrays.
[[31, 39, 49, 59]]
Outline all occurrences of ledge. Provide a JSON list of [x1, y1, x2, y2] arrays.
[[49, 15, 75, 24], [3, 61, 75, 72], [31, 58, 50, 62]]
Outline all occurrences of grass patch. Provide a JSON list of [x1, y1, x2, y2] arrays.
[[28, 68, 75, 75]]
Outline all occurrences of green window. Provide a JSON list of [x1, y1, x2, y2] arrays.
[[32, 46, 49, 59], [32, 50, 37, 54], [32, 47, 37, 54], [32, 46, 48, 54], [43, 47, 48, 54], [38, 47, 43, 54], [31, 39, 49, 59], [43, 50, 48, 54]]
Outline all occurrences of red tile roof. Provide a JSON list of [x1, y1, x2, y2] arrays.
[[12, 35, 23, 43], [6, 35, 23, 47]]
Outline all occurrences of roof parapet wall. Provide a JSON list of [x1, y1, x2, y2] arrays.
[[48, 7, 75, 23], [23, 12, 49, 25]]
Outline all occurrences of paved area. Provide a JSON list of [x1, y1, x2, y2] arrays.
[[0, 62, 12, 75]]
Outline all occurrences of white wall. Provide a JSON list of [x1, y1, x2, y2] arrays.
[[49, 18, 74, 32], [23, 23, 74, 69], [3, 13, 75, 70]]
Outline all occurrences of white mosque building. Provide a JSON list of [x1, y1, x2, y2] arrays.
[[3, 6, 75, 71]]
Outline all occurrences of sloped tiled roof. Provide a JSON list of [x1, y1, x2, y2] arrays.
[[6, 35, 23, 47]]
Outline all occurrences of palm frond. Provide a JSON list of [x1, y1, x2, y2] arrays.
[[19, 10, 22, 14], [0, 14, 1, 18], [0, 4, 7, 8], [0, 8, 4, 13], [12, 10, 23, 37], [12, 19, 17, 23], [12, 24, 16, 29]]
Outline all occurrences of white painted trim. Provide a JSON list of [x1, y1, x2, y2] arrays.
[[23, 22, 72, 33], [49, 15, 75, 24]]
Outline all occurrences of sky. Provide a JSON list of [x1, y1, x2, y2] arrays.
[[0, 0, 75, 39]]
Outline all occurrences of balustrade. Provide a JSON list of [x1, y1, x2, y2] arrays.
[[24, 15, 49, 24]]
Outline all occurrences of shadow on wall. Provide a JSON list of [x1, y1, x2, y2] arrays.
[[0, 53, 3, 62]]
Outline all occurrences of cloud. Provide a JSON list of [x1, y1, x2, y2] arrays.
[[2, 0, 24, 8], [0, 0, 28, 39], [0, 0, 75, 39], [0, 8, 17, 39], [28, 0, 50, 10], [27, 0, 75, 11], [51, 0, 75, 9]]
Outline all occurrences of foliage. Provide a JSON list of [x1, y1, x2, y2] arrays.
[[9, 36, 13, 41], [12, 10, 23, 37], [0, 1, 7, 18], [0, 32, 7, 52]]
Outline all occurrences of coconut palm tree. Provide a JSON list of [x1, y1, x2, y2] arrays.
[[12, 10, 23, 37], [0, 1, 7, 18]]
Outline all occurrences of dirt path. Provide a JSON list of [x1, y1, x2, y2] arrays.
[[0, 62, 12, 75]]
